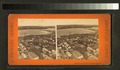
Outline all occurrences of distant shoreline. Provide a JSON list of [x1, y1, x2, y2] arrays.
[[57, 25, 98, 29], [18, 26, 55, 30]]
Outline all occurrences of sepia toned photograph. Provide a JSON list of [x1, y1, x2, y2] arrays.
[[57, 20, 99, 60], [18, 19, 56, 60], [18, 19, 99, 60]]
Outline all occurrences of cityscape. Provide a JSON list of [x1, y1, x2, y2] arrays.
[[57, 25, 98, 59], [18, 26, 56, 59], [18, 25, 98, 60]]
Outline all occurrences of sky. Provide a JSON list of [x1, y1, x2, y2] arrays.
[[18, 19, 98, 26]]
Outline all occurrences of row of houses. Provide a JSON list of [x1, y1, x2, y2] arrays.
[[57, 32, 98, 59]]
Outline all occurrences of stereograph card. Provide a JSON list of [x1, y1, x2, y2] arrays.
[[8, 14, 111, 65]]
